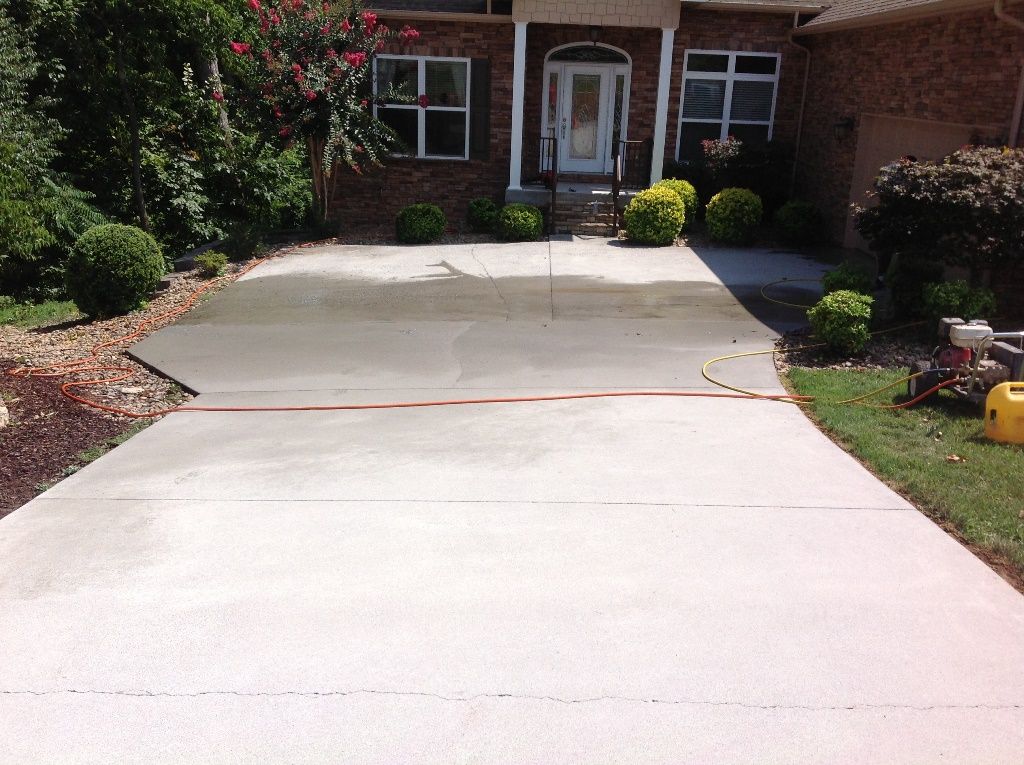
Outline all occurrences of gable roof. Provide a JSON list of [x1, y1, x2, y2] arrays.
[[796, 0, 999, 32]]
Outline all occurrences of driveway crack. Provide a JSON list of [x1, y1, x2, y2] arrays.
[[470, 246, 510, 322], [3, 688, 1021, 712]]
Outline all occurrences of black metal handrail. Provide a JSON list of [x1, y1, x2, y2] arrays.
[[522, 131, 558, 235], [612, 137, 653, 233]]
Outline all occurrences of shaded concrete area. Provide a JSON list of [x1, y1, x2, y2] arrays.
[[2, 238, 1023, 763]]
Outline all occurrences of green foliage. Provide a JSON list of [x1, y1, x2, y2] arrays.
[[623, 187, 685, 246], [495, 203, 543, 242], [396, 203, 446, 244], [855, 147, 1024, 278], [0, 297, 79, 328], [773, 200, 824, 247], [195, 250, 227, 278], [0, 4, 103, 300], [468, 197, 499, 233], [807, 290, 874, 354], [885, 254, 945, 318], [921, 280, 997, 323], [221, 222, 266, 261], [705, 187, 762, 244], [822, 262, 873, 296], [65, 224, 165, 317], [652, 179, 697, 231]]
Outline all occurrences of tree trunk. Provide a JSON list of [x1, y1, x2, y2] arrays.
[[209, 55, 233, 149], [115, 39, 150, 232], [307, 136, 329, 225]]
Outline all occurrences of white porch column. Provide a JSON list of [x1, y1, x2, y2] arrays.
[[508, 21, 528, 190], [650, 26, 675, 185]]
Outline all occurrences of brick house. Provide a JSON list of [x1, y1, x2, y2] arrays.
[[331, 0, 1023, 242]]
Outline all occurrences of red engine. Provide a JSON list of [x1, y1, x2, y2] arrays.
[[936, 345, 972, 371]]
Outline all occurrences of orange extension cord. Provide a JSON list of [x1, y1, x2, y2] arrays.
[[7, 250, 952, 418]]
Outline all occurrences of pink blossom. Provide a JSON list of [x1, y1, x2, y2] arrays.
[[291, 62, 302, 73], [229, 41, 251, 55], [341, 18, 352, 32], [247, 0, 261, 11], [418, 94, 430, 108], [326, 48, 337, 58], [320, 22, 331, 35], [211, 90, 224, 102], [279, 125, 292, 137]]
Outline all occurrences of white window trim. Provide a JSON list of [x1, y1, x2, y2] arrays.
[[373, 54, 472, 161], [674, 50, 781, 162]]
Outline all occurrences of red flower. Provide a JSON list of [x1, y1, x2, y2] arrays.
[[362, 10, 377, 33], [291, 62, 302, 73], [399, 25, 420, 45], [320, 22, 331, 35], [326, 48, 337, 58], [211, 90, 224, 102], [273, 106, 283, 118], [360, 98, 368, 109], [343, 51, 367, 68], [322, 2, 330, 11], [418, 94, 430, 108], [279, 125, 292, 137], [341, 18, 352, 32], [375, 39, 385, 52], [247, 0, 261, 11], [305, 89, 317, 101], [229, 41, 251, 55]]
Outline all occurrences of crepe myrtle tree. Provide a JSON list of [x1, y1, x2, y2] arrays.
[[228, 0, 419, 221]]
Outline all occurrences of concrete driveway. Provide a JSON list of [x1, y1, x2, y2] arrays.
[[2, 238, 1023, 763]]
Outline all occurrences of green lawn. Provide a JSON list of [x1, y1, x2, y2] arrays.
[[786, 367, 1024, 579], [0, 299, 80, 329]]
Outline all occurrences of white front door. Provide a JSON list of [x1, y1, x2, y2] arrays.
[[558, 66, 610, 174]]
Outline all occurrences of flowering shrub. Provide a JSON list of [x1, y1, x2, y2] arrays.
[[228, 0, 419, 218], [705, 188, 762, 244], [701, 137, 743, 177]]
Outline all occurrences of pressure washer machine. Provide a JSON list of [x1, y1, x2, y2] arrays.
[[907, 318, 1024, 405]]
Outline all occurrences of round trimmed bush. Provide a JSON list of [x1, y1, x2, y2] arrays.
[[807, 289, 874, 354], [396, 203, 447, 244], [495, 203, 543, 242], [822, 261, 874, 295], [652, 179, 698, 231], [705, 187, 763, 244], [623, 187, 685, 246], [65, 224, 165, 317], [773, 200, 824, 247], [467, 197, 499, 233]]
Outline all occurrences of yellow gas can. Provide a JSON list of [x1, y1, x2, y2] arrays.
[[985, 383, 1024, 444]]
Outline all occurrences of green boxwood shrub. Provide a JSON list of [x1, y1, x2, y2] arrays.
[[922, 280, 997, 322], [467, 197, 499, 233], [495, 203, 543, 242], [822, 262, 873, 295], [773, 200, 824, 247], [623, 187, 685, 245], [65, 224, 165, 317], [705, 187, 762, 244], [396, 203, 447, 244], [195, 251, 228, 278], [807, 289, 874, 354], [652, 179, 698, 231]]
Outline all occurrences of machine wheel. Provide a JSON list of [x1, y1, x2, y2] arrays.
[[907, 360, 941, 404]]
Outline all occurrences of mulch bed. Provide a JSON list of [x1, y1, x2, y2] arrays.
[[774, 326, 933, 374], [0, 361, 128, 519]]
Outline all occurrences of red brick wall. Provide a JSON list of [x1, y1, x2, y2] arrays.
[[797, 8, 1024, 241], [327, 20, 514, 229], [668, 10, 806, 163]]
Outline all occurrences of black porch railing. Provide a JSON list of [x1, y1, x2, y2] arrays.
[[612, 137, 653, 233], [522, 130, 558, 235]]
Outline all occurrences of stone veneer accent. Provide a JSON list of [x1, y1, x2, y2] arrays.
[[513, 0, 679, 29], [797, 7, 1024, 242]]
